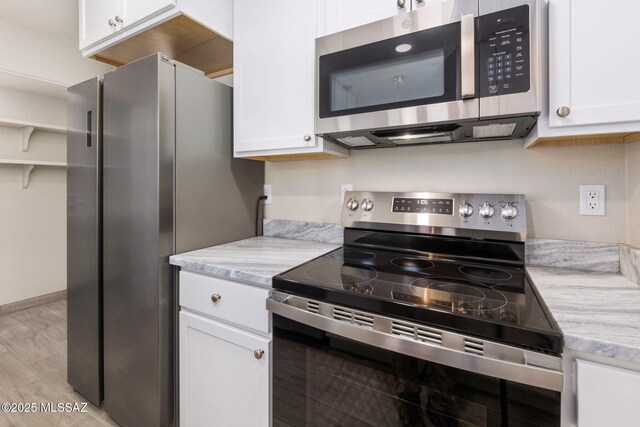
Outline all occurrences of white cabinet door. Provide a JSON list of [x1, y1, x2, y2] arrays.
[[122, 0, 176, 29], [234, 0, 318, 153], [180, 311, 270, 427], [549, 0, 640, 128], [576, 359, 640, 427], [79, 0, 121, 49], [318, 0, 408, 37]]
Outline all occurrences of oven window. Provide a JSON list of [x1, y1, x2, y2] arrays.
[[273, 315, 560, 427], [330, 49, 445, 112], [318, 21, 462, 119]]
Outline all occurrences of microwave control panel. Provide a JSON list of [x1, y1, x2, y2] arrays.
[[478, 5, 530, 97]]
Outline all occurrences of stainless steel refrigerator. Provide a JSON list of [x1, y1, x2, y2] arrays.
[[67, 53, 264, 426]]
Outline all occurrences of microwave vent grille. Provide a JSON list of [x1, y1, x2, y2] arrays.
[[336, 136, 376, 147], [472, 123, 517, 139]]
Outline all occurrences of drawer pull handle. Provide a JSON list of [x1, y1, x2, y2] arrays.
[[210, 294, 222, 303], [254, 349, 264, 360]]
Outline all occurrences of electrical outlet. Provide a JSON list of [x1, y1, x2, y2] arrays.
[[263, 184, 272, 205], [580, 185, 605, 216], [341, 184, 353, 202]]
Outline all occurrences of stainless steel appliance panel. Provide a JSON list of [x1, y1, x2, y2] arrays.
[[342, 191, 527, 242], [268, 293, 563, 392], [174, 65, 264, 254], [67, 77, 102, 407], [103, 54, 175, 427], [479, 0, 543, 118], [315, 0, 479, 136]]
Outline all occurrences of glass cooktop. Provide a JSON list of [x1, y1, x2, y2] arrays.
[[273, 246, 562, 354]]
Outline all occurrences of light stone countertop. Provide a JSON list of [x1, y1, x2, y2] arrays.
[[527, 266, 640, 363], [170, 236, 340, 288], [170, 227, 640, 364]]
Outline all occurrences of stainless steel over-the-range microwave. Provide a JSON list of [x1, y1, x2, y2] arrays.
[[315, 0, 545, 149]]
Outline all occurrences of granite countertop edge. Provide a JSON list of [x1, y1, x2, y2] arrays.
[[171, 235, 640, 364], [527, 265, 640, 364], [170, 236, 340, 288]]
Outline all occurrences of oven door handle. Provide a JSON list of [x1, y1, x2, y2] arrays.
[[267, 293, 563, 392], [460, 13, 476, 99]]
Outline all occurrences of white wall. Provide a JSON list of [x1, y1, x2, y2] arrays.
[[0, 16, 111, 87], [0, 87, 66, 127], [265, 140, 629, 243], [0, 17, 110, 306], [0, 117, 67, 306], [628, 140, 640, 247]]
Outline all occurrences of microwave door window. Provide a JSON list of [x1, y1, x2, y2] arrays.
[[318, 21, 460, 119], [330, 49, 445, 112]]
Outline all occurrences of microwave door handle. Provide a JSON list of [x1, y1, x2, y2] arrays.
[[460, 13, 475, 99]]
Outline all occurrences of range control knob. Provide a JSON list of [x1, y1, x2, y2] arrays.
[[459, 201, 474, 218], [346, 198, 359, 211], [479, 202, 495, 219], [362, 199, 374, 211], [501, 203, 518, 220]]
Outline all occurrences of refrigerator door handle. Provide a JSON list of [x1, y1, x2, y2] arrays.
[[86, 110, 93, 147]]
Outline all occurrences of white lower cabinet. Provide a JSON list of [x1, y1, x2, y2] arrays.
[[179, 271, 271, 427], [576, 359, 640, 427]]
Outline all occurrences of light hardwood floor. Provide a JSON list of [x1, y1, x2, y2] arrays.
[[0, 300, 118, 427]]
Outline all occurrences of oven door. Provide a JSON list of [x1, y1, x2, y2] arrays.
[[269, 300, 561, 427], [315, 0, 479, 137]]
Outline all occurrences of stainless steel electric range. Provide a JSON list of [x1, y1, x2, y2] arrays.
[[268, 192, 563, 427]]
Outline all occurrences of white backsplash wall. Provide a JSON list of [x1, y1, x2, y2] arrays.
[[265, 139, 629, 244], [628, 140, 640, 247]]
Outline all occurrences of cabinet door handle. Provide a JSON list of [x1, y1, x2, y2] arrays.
[[108, 18, 116, 28], [115, 15, 124, 24], [397, 0, 406, 8], [303, 134, 312, 142], [210, 293, 222, 303], [254, 349, 264, 360], [556, 106, 571, 117]]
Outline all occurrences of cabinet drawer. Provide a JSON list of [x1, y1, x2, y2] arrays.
[[179, 271, 270, 334]]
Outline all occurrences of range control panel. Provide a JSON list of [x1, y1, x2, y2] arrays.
[[342, 191, 527, 241], [392, 198, 453, 215], [479, 5, 531, 97]]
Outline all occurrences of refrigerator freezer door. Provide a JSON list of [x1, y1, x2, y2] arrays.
[[103, 54, 175, 427], [67, 77, 102, 407]]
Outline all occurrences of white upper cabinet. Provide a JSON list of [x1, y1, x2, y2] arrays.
[[526, 0, 640, 147], [549, 0, 640, 128], [318, 0, 409, 37], [80, 0, 177, 50], [80, 0, 121, 49], [121, 0, 176, 31], [233, 0, 347, 159], [317, 0, 446, 37]]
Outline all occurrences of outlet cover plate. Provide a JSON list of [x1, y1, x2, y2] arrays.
[[263, 184, 272, 205], [580, 185, 605, 216]]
